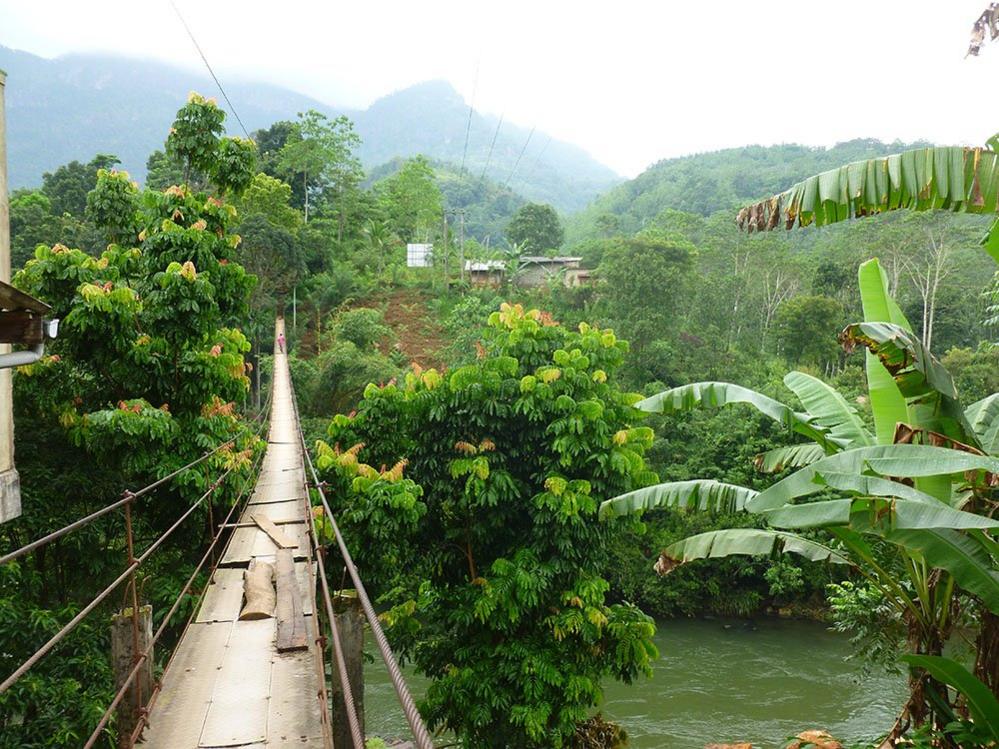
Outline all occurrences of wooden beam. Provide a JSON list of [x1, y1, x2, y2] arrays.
[[275, 548, 308, 652], [239, 560, 275, 621], [0, 310, 43, 344], [251, 512, 297, 548]]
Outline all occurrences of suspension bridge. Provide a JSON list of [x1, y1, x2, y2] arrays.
[[0, 320, 432, 749]]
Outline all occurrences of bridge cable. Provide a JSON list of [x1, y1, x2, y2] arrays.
[[168, 0, 251, 139], [0, 393, 272, 699], [292, 378, 434, 749]]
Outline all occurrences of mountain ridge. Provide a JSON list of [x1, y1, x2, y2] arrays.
[[0, 45, 619, 211]]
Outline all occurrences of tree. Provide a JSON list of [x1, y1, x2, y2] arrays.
[[602, 260, 999, 738], [277, 110, 362, 225], [85, 168, 140, 245], [2, 104, 261, 743], [145, 148, 185, 191], [773, 294, 844, 368], [166, 92, 226, 184], [314, 304, 657, 747], [506, 202, 564, 252], [598, 231, 695, 352], [41, 154, 120, 217], [234, 173, 302, 231], [375, 156, 443, 242]]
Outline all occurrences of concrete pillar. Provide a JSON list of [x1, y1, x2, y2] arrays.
[[111, 605, 154, 748], [0, 70, 21, 524], [331, 589, 365, 748]]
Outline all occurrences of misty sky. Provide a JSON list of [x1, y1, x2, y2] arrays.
[[2, 0, 998, 177]]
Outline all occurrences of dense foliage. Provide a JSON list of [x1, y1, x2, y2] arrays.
[[314, 304, 658, 747], [0, 96, 262, 747]]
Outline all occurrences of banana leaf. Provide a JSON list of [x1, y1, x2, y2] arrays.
[[748, 444, 999, 512], [661, 529, 851, 568], [841, 321, 975, 444], [753, 443, 827, 473], [760, 496, 999, 531], [888, 528, 999, 613], [736, 146, 999, 263], [966, 393, 999, 454], [637, 382, 838, 451], [599, 480, 758, 520], [857, 260, 911, 446], [899, 655, 999, 737], [783, 371, 873, 449]]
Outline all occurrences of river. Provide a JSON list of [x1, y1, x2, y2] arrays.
[[363, 617, 907, 748]]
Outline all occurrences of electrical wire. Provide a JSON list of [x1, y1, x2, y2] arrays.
[[168, 0, 251, 139], [504, 125, 535, 189], [479, 113, 504, 182], [458, 63, 479, 182]]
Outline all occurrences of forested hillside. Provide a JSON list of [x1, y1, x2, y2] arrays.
[[0, 46, 617, 210], [567, 139, 930, 240]]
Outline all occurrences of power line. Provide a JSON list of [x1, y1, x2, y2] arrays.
[[504, 125, 535, 190], [458, 63, 479, 181], [479, 113, 504, 182], [522, 135, 553, 182], [168, 0, 251, 139]]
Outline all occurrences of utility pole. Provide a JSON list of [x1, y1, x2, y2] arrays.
[[459, 210, 466, 285], [441, 212, 449, 289], [292, 286, 297, 332]]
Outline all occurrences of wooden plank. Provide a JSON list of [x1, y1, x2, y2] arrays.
[[220, 523, 309, 566], [275, 548, 308, 652], [142, 620, 233, 748], [252, 513, 297, 548], [268, 616, 325, 744], [198, 619, 274, 747], [196, 568, 245, 623], [297, 561, 315, 617], [239, 560, 275, 621]]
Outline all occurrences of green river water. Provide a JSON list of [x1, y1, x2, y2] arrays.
[[363, 617, 907, 748]]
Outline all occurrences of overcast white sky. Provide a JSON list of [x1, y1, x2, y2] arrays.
[[2, 0, 998, 176]]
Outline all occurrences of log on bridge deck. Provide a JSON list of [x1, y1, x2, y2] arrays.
[[143, 319, 328, 749]]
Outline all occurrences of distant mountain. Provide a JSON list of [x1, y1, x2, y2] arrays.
[[0, 46, 619, 212], [566, 139, 932, 241]]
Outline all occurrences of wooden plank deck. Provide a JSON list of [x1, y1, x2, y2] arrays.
[[143, 320, 328, 749]]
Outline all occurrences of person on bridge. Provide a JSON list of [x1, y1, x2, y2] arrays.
[[277, 332, 286, 353]]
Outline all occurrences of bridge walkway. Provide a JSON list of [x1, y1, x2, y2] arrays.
[[143, 319, 328, 749]]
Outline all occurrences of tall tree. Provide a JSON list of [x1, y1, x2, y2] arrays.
[[41, 154, 120, 217], [276, 110, 362, 226], [375, 156, 443, 242], [506, 202, 564, 253]]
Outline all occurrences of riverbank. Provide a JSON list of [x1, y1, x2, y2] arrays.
[[363, 617, 905, 748]]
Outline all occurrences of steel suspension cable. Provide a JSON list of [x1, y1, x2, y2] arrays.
[[0, 436, 239, 567], [290, 376, 433, 749], [286, 363, 365, 748], [83, 436, 269, 748], [0, 468, 234, 695]]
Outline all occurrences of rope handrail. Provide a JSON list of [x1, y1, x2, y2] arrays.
[[1, 437, 235, 568], [287, 364, 434, 749], [285, 360, 365, 748]]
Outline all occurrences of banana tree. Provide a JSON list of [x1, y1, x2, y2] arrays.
[[602, 259, 999, 736]]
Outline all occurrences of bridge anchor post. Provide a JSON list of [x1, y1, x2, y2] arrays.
[[111, 604, 153, 748], [332, 589, 364, 747]]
